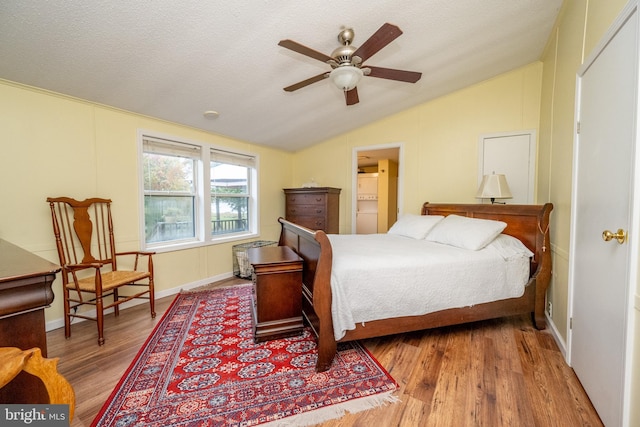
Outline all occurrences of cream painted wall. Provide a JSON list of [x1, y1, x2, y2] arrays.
[[293, 62, 543, 234], [0, 80, 293, 326]]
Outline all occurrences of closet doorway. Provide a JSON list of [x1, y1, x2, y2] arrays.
[[352, 144, 402, 234]]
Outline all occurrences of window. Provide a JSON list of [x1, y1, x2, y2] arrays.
[[210, 149, 254, 236], [139, 133, 258, 250]]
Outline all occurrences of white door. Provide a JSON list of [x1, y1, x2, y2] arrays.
[[478, 131, 536, 204], [569, 6, 638, 427]]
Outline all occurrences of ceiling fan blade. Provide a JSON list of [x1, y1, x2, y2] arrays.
[[366, 66, 422, 83], [352, 23, 403, 63], [283, 73, 328, 92], [278, 39, 334, 63], [345, 87, 359, 105]]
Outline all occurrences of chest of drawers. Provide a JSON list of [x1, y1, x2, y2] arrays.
[[283, 187, 341, 233]]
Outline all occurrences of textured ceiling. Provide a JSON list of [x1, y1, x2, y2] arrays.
[[0, 1, 563, 152]]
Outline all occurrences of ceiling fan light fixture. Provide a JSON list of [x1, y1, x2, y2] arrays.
[[330, 65, 363, 91]]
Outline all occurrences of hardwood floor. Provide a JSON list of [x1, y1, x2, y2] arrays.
[[47, 277, 603, 427]]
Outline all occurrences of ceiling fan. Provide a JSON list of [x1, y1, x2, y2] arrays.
[[278, 23, 422, 106]]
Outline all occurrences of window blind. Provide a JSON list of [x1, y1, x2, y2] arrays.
[[143, 137, 201, 159], [210, 148, 256, 168]]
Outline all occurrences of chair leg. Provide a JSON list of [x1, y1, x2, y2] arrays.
[[113, 288, 119, 317], [149, 280, 156, 319], [63, 287, 71, 339], [96, 293, 105, 346]]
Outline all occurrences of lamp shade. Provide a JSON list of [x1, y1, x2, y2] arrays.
[[476, 174, 513, 202], [330, 65, 363, 91]]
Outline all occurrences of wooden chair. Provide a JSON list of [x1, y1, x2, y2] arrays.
[[46, 197, 155, 345], [0, 347, 75, 422]]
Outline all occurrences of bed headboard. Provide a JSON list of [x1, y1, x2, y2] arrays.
[[421, 202, 553, 272]]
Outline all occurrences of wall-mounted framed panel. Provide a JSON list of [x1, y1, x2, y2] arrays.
[[477, 130, 536, 204]]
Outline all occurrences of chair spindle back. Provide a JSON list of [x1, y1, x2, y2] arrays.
[[47, 197, 117, 270]]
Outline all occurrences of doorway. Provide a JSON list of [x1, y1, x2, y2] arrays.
[[352, 144, 402, 234]]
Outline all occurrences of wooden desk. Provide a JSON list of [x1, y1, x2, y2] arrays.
[[0, 239, 60, 403], [248, 246, 303, 342]]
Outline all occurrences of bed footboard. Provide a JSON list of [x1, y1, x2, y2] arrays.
[[278, 218, 336, 371]]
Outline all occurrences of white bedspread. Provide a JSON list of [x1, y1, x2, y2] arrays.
[[327, 233, 533, 340]]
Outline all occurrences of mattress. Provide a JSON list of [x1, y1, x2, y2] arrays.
[[327, 233, 533, 340]]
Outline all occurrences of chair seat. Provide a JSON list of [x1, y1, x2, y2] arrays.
[[66, 270, 151, 293]]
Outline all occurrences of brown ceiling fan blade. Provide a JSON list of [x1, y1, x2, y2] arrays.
[[283, 73, 328, 92], [366, 66, 422, 83], [278, 39, 334, 63], [352, 23, 403, 63], [345, 87, 359, 105]]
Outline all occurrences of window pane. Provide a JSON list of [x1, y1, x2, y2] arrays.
[[144, 195, 195, 243], [211, 162, 249, 235], [211, 163, 248, 193], [143, 153, 194, 193], [211, 195, 248, 235]]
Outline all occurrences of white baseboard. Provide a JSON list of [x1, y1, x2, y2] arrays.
[[545, 311, 567, 359], [45, 271, 236, 332]]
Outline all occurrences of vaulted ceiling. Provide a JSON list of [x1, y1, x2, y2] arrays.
[[0, 1, 563, 152]]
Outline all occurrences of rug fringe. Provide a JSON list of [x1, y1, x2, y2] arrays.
[[180, 282, 251, 294], [261, 391, 400, 427]]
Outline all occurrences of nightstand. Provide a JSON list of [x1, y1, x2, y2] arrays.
[[247, 246, 304, 342]]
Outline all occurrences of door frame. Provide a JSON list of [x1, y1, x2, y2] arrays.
[[352, 142, 404, 234], [567, 3, 639, 426]]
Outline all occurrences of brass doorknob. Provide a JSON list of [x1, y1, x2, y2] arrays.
[[602, 229, 627, 244]]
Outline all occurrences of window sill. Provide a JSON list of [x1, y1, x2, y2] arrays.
[[145, 232, 259, 253]]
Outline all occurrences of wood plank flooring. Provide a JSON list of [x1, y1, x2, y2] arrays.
[[46, 277, 603, 426]]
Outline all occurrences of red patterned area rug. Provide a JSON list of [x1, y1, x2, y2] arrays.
[[92, 284, 398, 427]]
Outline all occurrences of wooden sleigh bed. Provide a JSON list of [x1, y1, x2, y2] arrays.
[[278, 202, 553, 372]]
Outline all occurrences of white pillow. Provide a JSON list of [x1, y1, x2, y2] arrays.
[[387, 214, 444, 239], [426, 214, 507, 250], [487, 234, 534, 259]]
